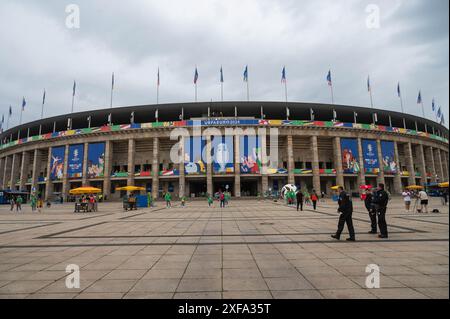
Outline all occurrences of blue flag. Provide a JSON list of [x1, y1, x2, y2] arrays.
[[326, 70, 332, 86], [42, 90, 46, 105], [417, 90, 422, 104], [397, 82, 401, 97], [220, 66, 224, 83], [367, 76, 371, 92], [243, 65, 248, 82], [9, 105, 12, 116], [194, 67, 198, 84], [437, 106, 441, 118], [432, 98, 435, 112], [281, 66, 286, 83], [73, 80, 76, 96], [22, 97, 26, 110], [111, 72, 115, 89]]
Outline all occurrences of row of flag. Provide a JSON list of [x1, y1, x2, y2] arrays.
[[1, 67, 446, 133]]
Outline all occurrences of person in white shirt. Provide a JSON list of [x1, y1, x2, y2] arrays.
[[418, 190, 429, 213], [401, 190, 411, 212]]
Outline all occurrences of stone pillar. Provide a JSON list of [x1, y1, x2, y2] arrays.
[[427, 147, 437, 183], [127, 138, 135, 186], [62, 145, 70, 200], [0, 157, 4, 188], [45, 147, 52, 200], [441, 150, 449, 181], [287, 135, 295, 185], [1, 156, 9, 189], [357, 137, 365, 187], [416, 144, 427, 186], [206, 134, 213, 196], [31, 149, 40, 192], [404, 142, 416, 186], [311, 135, 321, 193], [179, 136, 185, 198], [103, 140, 112, 199], [261, 134, 268, 195], [82, 142, 89, 186], [376, 139, 385, 186], [333, 137, 344, 186], [19, 151, 29, 191], [9, 153, 18, 190], [234, 134, 241, 197], [151, 137, 159, 200], [393, 141, 402, 194], [434, 148, 444, 182]]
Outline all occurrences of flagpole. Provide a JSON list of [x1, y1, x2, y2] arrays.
[[19, 107, 23, 125], [330, 84, 335, 104], [421, 102, 425, 118], [41, 90, 45, 119], [71, 92, 75, 113], [156, 68, 159, 105], [400, 95, 404, 113], [110, 73, 114, 109], [221, 82, 223, 102], [195, 83, 197, 102], [284, 81, 288, 103], [246, 79, 249, 102], [369, 90, 374, 108]]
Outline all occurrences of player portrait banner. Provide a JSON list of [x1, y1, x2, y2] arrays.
[[240, 135, 262, 174], [211, 135, 234, 174], [380, 140, 397, 174], [68, 144, 84, 178], [184, 136, 206, 175], [361, 139, 378, 173], [87, 142, 105, 178], [50, 146, 65, 180], [340, 138, 360, 174]]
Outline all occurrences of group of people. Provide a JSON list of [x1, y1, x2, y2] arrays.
[[76, 194, 98, 212], [401, 188, 446, 213], [286, 189, 321, 211]]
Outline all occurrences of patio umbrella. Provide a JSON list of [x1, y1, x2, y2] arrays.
[[115, 186, 146, 192], [69, 187, 102, 195], [330, 185, 342, 190], [405, 185, 423, 190], [438, 182, 449, 188]]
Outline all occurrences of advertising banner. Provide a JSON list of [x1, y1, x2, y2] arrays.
[[381, 141, 397, 174], [50, 146, 65, 180], [68, 144, 84, 178], [184, 136, 206, 175], [87, 142, 105, 178], [211, 135, 234, 174], [240, 135, 262, 174], [340, 138, 360, 173], [361, 139, 378, 172]]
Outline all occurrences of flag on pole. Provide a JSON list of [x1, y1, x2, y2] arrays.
[[157, 68, 160, 86], [281, 66, 286, 83], [437, 106, 442, 119], [432, 98, 435, 112], [367, 76, 371, 92], [194, 67, 198, 84], [42, 90, 46, 105], [417, 90, 422, 104], [9, 106, 12, 116], [440, 113, 445, 125], [397, 82, 401, 97], [220, 66, 224, 83], [22, 97, 26, 110], [111, 72, 115, 90], [243, 65, 248, 82], [73, 81, 76, 96], [1, 114, 4, 123], [326, 70, 332, 86]]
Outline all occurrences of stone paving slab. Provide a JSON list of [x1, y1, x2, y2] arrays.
[[0, 197, 448, 299]]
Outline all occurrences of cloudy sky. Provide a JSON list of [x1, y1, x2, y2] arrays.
[[0, 0, 448, 128]]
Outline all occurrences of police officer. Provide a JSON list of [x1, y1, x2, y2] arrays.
[[331, 186, 355, 241], [373, 183, 389, 238], [365, 189, 378, 234]]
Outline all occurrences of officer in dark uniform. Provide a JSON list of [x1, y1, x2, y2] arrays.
[[365, 189, 377, 234], [331, 186, 355, 241], [373, 183, 389, 238]]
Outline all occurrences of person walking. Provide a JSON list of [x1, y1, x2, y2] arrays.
[[402, 189, 412, 212], [147, 192, 153, 208], [10, 196, 15, 211], [180, 195, 186, 207], [304, 190, 311, 206], [207, 195, 213, 207], [164, 191, 172, 208], [30, 194, 37, 212], [15, 195, 23, 212], [219, 191, 226, 208], [296, 190, 304, 211], [418, 189, 429, 213], [311, 190, 318, 210], [364, 189, 377, 234], [331, 186, 355, 241], [373, 183, 389, 238]]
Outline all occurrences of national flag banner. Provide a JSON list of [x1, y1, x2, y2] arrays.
[[437, 106, 442, 118], [73, 80, 76, 96], [111, 72, 115, 89], [220, 66, 224, 83], [281, 66, 286, 83], [9, 105, 12, 116], [441, 114, 445, 125], [22, 97, 26, 110], [397, 82, 401, 97], [243, 65, 248, 82], [417, 90, 422, 104], [367, 76, 371, 92], [157, 68, 160, 86], [327, 70, 332, 86], [194, 67, 198, 84], [432, 98, 435, 112]]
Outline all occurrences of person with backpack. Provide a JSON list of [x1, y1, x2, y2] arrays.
[[373, 183, 389, 238], [311, 190, 318, 210], [331, 186, 355, 241]]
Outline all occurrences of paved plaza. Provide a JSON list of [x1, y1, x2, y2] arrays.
[[0, 197, 448, 299]]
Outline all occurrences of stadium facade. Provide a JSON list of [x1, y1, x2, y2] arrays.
[[0, 101, 448, 200]]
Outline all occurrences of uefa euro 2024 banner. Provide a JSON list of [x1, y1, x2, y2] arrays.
[[340, 138, 360, 174], [50, 146, 65, 180], [212, 135, 234, 174], [184, 136, 206, 175], [87, 142, 105, 178], [381, 141, 397, 173], [68, 144, 84, 178], [240, 135, 262, 174], [362, 139, 378, 171]]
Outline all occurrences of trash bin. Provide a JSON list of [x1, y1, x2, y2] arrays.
[[136, 195, 148, 208]]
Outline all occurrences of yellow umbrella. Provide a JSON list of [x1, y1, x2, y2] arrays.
[[116, 186, 146, 192], [405, 185, 423, 190], [330, 185, 342, 190], [438, 182, 449, 188], [69, 187, 102, 195]]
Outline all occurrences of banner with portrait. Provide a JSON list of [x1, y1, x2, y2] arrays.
[[68, 144, 84, 178], [381, 141, 397, 174], [87, 142, 105, 178], [184, 136, 206, 175], [50, 146, 65, 180], [361, 139, 378, 172], [340, 138, 360, 174], [211, 135, 234, 174], [240, 135, 262, 174]]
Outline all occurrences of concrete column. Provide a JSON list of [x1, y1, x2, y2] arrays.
[[45, 147, 52, 200], [151, 137, 159, 199], [127, 138, 135, 186], [333, 137, 344, 186], [434, 148, 444, 182], [103, 140, 112, 199], [0, 157, 4, 188], [357, 137, 366, 187], [19, 151, 29, 191], [287, 135, 294, 185], [62, 145, 70, 200], [1, 156, 9, 189], [441, 150, 448, 181], [9, 153, 18, 190], [404, 142, 416, 186], [311, 135, 321, 193], [179, 136, 185, 198], [234, 134, 241, 197], [31, 149, 40, 192], [81, 142, 89, 186], [416, 144, 427, 186], [261, 134, 268, 194], [376, 139, 385, 186], [393, 141, 402, 194], [427, 147, 437, 183], [206, 134, 213, 196]]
